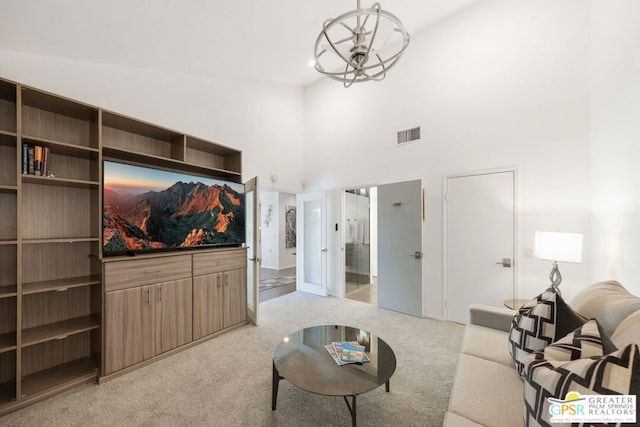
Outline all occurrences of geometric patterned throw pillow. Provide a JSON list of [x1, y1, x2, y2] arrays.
[[508, 287, 586, 376], [526, 319, 617, 366], [523, 331, 639, 427]]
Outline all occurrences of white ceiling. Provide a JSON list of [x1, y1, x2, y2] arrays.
[[0, 0, 477, 87]]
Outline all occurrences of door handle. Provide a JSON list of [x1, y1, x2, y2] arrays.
[[496, 258, 512, 268], [321, 248, 328, 253], [409, 251, 423, 259]]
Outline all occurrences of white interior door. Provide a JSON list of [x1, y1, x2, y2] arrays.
[[445, 170, 515, 324], [297, 192, 327, 296], [377, 180, 423, 317], [245, 176, 259, 325]]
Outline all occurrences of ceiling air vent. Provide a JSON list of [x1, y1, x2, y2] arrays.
[[397, 127, 421, 145]]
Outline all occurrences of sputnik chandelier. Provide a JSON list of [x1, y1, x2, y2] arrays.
[[314, 0, 410, 87]]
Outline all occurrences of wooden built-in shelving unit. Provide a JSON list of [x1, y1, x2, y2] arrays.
[[0, 77, 245, 415]]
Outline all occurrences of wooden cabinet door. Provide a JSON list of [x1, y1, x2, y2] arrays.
[[223, 268, 247, 329], [193, 274, 223, 340], [104, 285, 154, 374], [154, 278, 193, 355]]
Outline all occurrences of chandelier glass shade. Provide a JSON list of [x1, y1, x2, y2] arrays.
[[314, 1, 410, 87]]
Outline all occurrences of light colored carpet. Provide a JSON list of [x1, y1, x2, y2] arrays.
[[1, 292, 465, 427]]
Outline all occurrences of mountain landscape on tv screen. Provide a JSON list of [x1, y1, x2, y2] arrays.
[[103, 181, 245, 254]]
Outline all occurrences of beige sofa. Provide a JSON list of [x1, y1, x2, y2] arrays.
[[444, 281, 640, 426]]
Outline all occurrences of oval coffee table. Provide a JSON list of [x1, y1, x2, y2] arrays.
[[272, 325, 396, 427]]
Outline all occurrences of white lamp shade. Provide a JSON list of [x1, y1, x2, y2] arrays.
[[534, 231, 583, 263]]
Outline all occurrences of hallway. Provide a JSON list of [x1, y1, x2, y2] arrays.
[[259, 267, 296, 302]]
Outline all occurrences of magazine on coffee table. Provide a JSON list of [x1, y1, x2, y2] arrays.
[[324, 341, 370, 365]]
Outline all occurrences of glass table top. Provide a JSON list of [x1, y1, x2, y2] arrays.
[[273, 325, 396, 397]]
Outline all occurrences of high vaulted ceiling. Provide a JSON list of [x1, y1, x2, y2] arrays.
[[0, 0, 477, 87]]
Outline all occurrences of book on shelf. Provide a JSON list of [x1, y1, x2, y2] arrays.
[[23, 144, 51, 176], [27, 146, 34, 175], [34, 145, 43, 176], [324, 341, 370, 366], [42, 146, 50, 176], [22, 143, 28, 174]]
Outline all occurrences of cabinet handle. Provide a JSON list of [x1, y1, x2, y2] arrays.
[[158, 285, 162, 302], [56, 335, 68, 340], [225, 275, 229, 286], [144, 270, 162, 274], [56, 288, 69, 292], [217, 276, 221, 288], [146, 288, 150, 305]]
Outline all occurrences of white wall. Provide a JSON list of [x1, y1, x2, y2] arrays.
[[260, 190, 279, 270], [589, 0, 640, 296], [0, 50, 306, 194], [304, 0, 592, 318], [278, 192, 297, 270], [260, 190, 297, 270]]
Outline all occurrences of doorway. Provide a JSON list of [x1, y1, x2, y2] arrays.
[[258, 190, 297, 302], [377, 180, 424, 317], [343, 187, 377, 304], [445, 169, 516, 324]]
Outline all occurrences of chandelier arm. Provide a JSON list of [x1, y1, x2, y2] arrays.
[[338, 20, 356, 34], [360, 12, 371, 29], [369, 53, 387, 80], [323, 28, 355, 68], [356, 53, 387, 81], [343, 63, 358, 88], [361, 35, 410, 71], [334, 34, 356, 45], [363, 6, 381, 61]]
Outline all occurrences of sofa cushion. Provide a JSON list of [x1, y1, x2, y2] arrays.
[[469, 304, 516, 332], [611, 309, 640, 348], [523, 321, 639, 427], [462, 324, 513, 367], [570, 280, 640, 336], [448, 354, 524, 427], [508, 287, 586, 376]]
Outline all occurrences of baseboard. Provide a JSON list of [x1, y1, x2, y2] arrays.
[[422, 312, 444, 321]]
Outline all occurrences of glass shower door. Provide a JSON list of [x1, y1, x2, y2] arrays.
[[345, 188, 371, 295]]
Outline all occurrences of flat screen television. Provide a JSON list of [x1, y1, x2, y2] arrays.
[[103, 160, 245, 256]]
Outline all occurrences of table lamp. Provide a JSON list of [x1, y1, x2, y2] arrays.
[[534, 231, 583, 294]]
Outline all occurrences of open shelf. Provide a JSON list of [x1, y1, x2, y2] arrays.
[[186, 135, 242, 178], [20, 357, 98, 398], [22, 135, 100, 158], [0, 131, 16, 143], [0, 285, 17, 299], [102, 111, 184, 162], [0, 333, 17, 354], [21, 181, 99, 241], [22, 275, 101, 295], [0, 380, 15, 407], [0, 80, 17, 134], [0, 191, 17, 242], [22, 174, 99, 188], [22, 237, 99, 245], [22, 316, 99, 348], [0, 133, 17, 188], [103, 145, 241, 181]]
